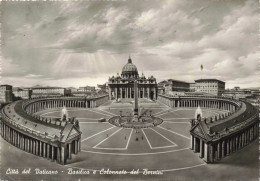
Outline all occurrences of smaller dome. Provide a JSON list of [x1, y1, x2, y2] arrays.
[[140, 72, 146, 79], [149, 75, 155, 80]]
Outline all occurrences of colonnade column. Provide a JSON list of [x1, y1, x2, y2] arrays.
[[200, 141, 204, 158], [75, 140, 78, 154], [217, 142, 221, 160], [36, 141, 38, 155], [68, 143, 72, 160], [78, 138, 81, 152], [51, 146, 55, 161], [47, 144, 50, 159], [226, 140, 230, 155], [190, 135, 194, 150], [203, 143, 208, 162], [221, 140, 225, 158], [43, 143, 46, 157], [39, 141, 42, 156]]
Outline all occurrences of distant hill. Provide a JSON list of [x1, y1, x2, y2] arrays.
[[32, 85, 44, 88], [243, 87, 260, 90]]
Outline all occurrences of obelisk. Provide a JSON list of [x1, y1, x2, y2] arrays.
[[134, 80, 138, 116]]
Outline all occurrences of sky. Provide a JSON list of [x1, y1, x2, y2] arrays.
[[1, 0, 259, 89]]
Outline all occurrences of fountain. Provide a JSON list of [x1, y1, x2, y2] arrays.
[[61, 106, 69, 122], [195, 105, 202, 121]]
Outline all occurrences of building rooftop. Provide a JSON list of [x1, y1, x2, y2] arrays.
[[158, 80, 168, 85], [0, 84, 12, 87], [31, 87, 64, 89], [167, 79, 190, 84], [195, 79, 225, 84], [12, 87, 23, 91]]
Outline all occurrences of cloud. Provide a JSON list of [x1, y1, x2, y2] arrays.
[[1, 0, 258, 89], [199, 0, 258, 57], [51, 0, 206, 54], [212, 52, 258, 79]]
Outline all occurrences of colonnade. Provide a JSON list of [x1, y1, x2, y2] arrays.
[[0, 119, 81, 165], [158, 94, 259, 163], [24, 95, 109, 115], [158, 95, 239, 112], [191, 123, 259, 163]]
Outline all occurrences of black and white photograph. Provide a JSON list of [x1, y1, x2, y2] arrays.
[[0, 0, 259, 180]]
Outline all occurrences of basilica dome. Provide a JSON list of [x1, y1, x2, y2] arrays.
[[121, 57, 139, 78], [122, 57, 138, 73]]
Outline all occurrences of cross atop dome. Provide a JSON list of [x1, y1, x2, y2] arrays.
[[128, 55, 132, 63]]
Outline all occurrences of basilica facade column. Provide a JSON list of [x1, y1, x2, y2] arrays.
[[115, 88, 118, 100]]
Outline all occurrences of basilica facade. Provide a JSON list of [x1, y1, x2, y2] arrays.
[[108, 57, 157, 100]]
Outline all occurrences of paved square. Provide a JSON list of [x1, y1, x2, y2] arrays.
[[0, 100, 258, 180]]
